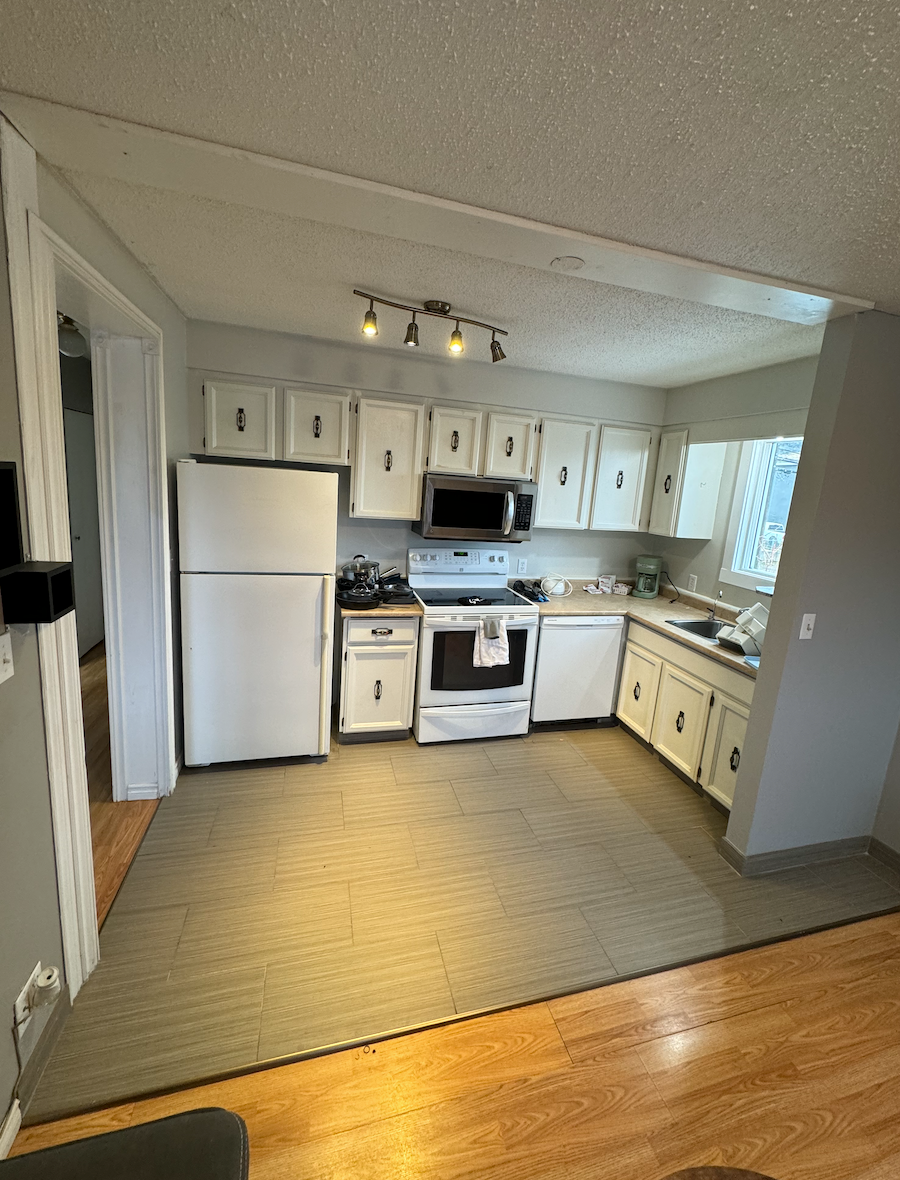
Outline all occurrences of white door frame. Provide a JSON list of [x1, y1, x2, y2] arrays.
[[1, 117, 176, 997]]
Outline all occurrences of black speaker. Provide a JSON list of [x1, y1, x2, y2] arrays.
[[0, 461, 24, 572], [0, 560, 76, 624]]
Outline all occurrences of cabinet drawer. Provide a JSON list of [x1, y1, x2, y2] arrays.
[[651, 663, 712, 779], [616, 642, 663, 741], [345, 617, 420, 646]]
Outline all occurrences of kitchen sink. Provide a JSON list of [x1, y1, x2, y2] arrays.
[[666, 618, 726, 639]]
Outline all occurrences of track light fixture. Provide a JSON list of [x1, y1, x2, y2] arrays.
[[362, 299, 378, 336], [354, 290, 507, 362]]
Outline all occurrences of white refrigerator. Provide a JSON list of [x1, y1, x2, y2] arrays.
[[177, 460, 338, 766]]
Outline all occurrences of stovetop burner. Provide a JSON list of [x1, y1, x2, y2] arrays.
[[415, 588, 533, 609]]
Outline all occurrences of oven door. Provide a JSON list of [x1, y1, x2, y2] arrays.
[[417, 615, 539, 707]]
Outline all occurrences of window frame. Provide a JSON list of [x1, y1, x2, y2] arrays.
[[720, 436, 802, 591]]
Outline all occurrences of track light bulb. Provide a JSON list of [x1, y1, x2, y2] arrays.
[[449, 323, 464, 355], [57, 313, 88, 358], [404, 315, 419, 347], [362, 301, 378, 336], [490, 335, 506, 363]]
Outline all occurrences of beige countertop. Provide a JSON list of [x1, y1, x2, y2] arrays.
[[338, 585, 756, 678]]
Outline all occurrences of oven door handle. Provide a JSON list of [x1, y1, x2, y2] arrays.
[[502, 491, 514, 536]]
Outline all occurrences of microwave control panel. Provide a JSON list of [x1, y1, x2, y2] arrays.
[[409, 549, 508, 575], [514, 494, 534, 531]]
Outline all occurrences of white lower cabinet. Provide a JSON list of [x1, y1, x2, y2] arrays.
[[340, 615, 419, 737], [617, 622, 755, 806], [699, 694, 750, 808], [650, 664, 713, 780], [616, 643, 663, 741]]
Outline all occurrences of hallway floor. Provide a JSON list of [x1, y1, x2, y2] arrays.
[[81, 642, 158, 925], [30, 726, 900, 1121]]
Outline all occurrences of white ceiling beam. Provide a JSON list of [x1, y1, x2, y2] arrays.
[[0, 92, 873, 326]]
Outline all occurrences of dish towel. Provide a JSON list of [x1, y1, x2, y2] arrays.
[[473, 619, 510, 667]]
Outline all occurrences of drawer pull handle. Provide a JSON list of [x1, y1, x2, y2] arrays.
[[372, 628, 393, 637], [676, 710, 685, 733], [506, 436, 514, 457], [616, 470, 624, 489], [451, 430, 460, 452], [633, 681, 640, 701], [374, 680, 382, 700], [560, 466, 568, 485], [313, 414, 322, 438], [236, 407, 246, 432], [664, 473, 672, 493], [730, 746, 741, 772], [384, 450, 393, 471]]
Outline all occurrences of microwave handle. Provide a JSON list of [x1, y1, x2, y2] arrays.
[[502, 490, 514, 536]]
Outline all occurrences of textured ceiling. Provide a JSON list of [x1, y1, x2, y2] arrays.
[[61, 168, 824, 385], [1, 0, 898, 308]]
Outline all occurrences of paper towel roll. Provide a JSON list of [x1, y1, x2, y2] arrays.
[[33, 966, 61, 1006]]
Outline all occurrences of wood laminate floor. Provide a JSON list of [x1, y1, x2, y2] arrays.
[[81, 642, 158, 926], [14, 911, 900, 1180], [28, 726, 900, 1122]]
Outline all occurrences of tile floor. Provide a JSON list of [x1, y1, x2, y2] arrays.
[[29, 726, 900, 1121]]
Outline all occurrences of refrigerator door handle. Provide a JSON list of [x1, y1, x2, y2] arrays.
[[319, 575, 335, 755]]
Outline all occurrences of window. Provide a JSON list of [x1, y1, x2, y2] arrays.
[[720, 437, 803, 591]]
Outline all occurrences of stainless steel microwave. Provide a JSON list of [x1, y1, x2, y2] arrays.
[[413, 474, 537, 542]]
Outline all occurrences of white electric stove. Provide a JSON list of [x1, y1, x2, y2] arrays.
[[408, 548, 539, 744]]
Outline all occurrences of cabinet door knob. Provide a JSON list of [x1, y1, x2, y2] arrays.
[[374, 679, 383, 700], [633, 681, 641, 701], [236, 407, 246, 432], [384, 450, 393, 471], [450, 430, 460, 452], [664, 474, 672, 493], [616, 470, 624, 489], [371, 628, 392, 637], [560, 466, 568, 485], [505, 436, 514, 457], [313, 414, 322, 438], [730, 746, 741, 772], [675, 710, 685, 733]]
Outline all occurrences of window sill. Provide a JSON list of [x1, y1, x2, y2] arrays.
[[719, 566, 776, 593]]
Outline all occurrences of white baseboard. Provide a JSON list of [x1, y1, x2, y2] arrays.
[[126, 783, 163, 800], [0, 1098, 22, 1159]]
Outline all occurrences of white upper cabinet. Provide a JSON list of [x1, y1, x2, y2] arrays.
[[648, 432, 727, 539], [483, 412, 537, 480], [204, 380, 276, 459], [284, 388, 350, 464], [533, 416, 598, 530], [428, 405, 483, 475], [351, 397, 425, 520], [590, 426, 652, 532]]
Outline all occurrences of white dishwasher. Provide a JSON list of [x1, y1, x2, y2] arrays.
[[531, 615, 625, 722]]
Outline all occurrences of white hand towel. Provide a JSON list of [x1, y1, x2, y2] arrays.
[[473, 620, 510, 667]]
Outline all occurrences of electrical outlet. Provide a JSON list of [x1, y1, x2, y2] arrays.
[[799, 612, 816, 640], [687, 574, 698, 593], [13, 962, 41, 1038], [516, 558, 527, 574]]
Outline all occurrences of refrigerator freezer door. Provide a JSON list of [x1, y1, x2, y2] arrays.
[[177, 462, 338, 574], [182, 573, 329, 765]]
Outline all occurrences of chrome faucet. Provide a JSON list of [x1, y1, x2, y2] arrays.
[[707, 605, 717, 621]]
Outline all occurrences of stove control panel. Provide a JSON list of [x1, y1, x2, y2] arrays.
[[408, 548, 508, 574]]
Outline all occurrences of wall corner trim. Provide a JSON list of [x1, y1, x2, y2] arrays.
[[0, 1099, 22, 1160]]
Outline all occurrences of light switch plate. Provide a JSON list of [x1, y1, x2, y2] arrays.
[[799, 613, 816, 640], [0, 631, 13, 685]]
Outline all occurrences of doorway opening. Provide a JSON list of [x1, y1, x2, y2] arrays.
[[57, 324, 159, 927]]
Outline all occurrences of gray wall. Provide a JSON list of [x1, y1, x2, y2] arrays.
[[874, 724, 900, 853], [0, 186, 65, 1116], [727, 312, 900, 857], [188, 321, 669, 581]]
